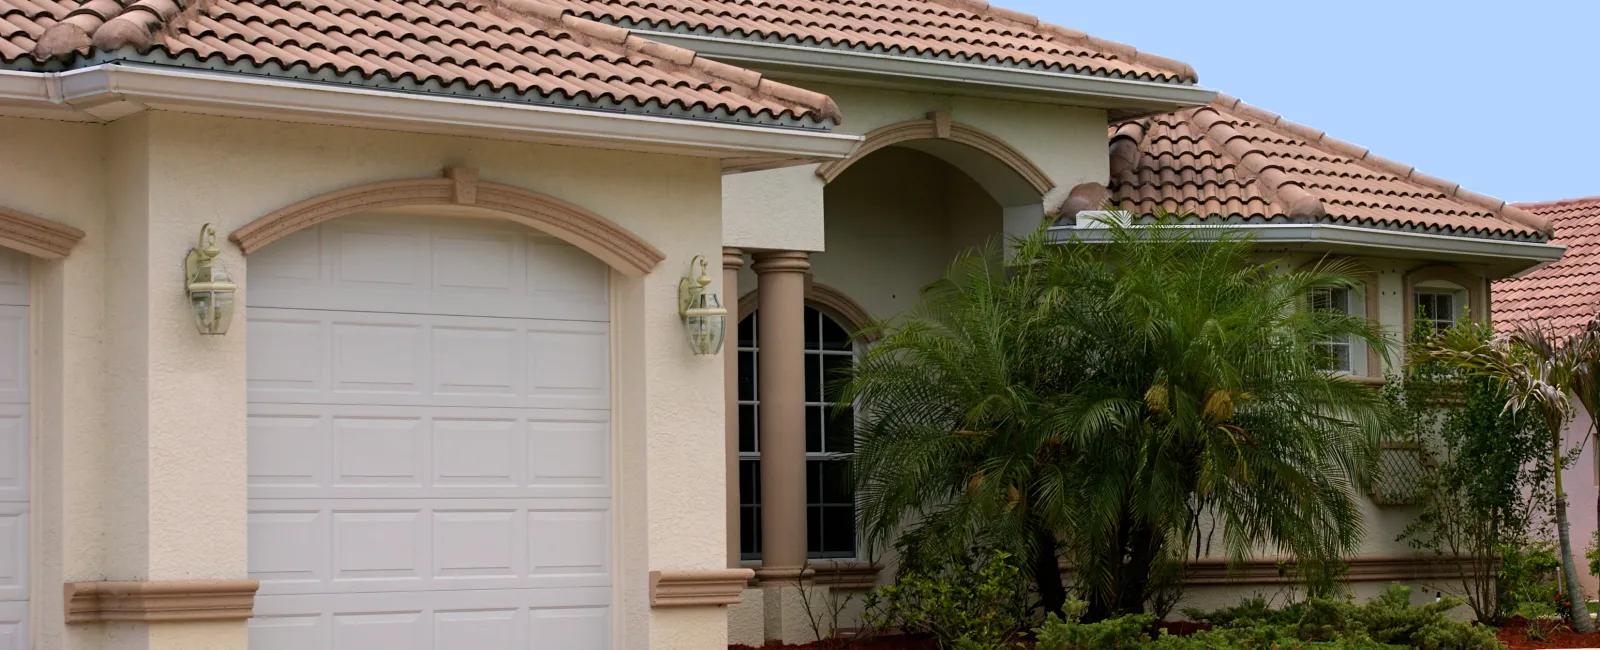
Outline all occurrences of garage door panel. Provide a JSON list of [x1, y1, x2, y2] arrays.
[[248, 308, 610, 410], [0, 602, 23, 650], [251, 590, 611, 650], [0, 505, 24, 602], [0, 407, 27, 502], [0, 307, 27, 405], [250, 405, 609, 500], [251, 498, 610, 595], [248, 216, 609, 322]]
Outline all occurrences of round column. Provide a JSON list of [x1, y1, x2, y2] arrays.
[[750, 250, 810, 577]]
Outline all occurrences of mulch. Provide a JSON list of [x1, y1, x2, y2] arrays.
[[1497, 618, 1600, 650]]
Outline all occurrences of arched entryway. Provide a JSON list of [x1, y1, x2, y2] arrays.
[[241, 172, 657, 650]]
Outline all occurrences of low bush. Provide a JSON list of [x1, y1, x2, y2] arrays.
[[862, 548, 1030, 650], [1034, 584, 1503, 650]]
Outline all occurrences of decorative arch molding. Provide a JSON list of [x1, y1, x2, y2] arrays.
[[1297, 256, 1383, 379], [738, 278, 878, 343], [815, 111, 1056, 198], [230, 168, 666, 277], [0, 206, 85, 259], [1403, 263, 1487, 333]]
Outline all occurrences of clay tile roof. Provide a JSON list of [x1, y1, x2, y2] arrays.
[[544, 0, 1197, 84], [0, 0, 841, 126], [1108, 95, 1551, 242], [1493, 197, 1600, 336]]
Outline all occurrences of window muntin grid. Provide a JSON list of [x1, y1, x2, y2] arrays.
[[1415, 291, 1457, 333], [737, 307, 858, 560], [1309, 286, 1355, 373]]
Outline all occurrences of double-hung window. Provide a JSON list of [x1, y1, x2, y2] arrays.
[[1308, 286, 1365, 375]]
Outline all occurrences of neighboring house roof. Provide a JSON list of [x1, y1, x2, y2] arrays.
[[0, 0, 841, 127], [1108, 95, 1551, 242], [544, 0, 1198, 85], [1493, 197, 1600, 335]]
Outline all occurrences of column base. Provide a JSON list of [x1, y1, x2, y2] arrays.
[[727, 586, 765, 646], [760, 578, 833, 644]]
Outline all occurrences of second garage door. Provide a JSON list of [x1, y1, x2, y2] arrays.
[[245, 214, 613, 650]]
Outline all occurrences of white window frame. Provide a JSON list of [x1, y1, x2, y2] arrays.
[[1309, 284, 1367, 377]]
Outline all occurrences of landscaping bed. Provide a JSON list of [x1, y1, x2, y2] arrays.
[[1495, 618, 1600, 650]]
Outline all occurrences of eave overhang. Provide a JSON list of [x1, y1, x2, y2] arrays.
[[1052, 214, 1566, 276], [637, 32, 1218, 121], [0, 63, 863, 165]]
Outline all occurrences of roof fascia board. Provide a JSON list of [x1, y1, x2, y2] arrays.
[[1052, 217, 1566, 265], [640, 32, 1216, 117], [0, 64, 861, 162]]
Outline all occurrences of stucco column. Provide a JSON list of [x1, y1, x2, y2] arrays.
[[751, 251, 809, 577], [723, 247, 745, 569]]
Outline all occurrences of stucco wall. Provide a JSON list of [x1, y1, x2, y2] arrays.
[[3, 110, 749, 650]]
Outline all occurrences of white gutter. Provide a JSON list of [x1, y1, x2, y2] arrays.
[[1055, 212, 1566, 265], [638, 32, 1217, 114], [0, 63, 862, 162]]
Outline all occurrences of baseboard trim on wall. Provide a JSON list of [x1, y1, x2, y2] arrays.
[[1180, 556, 1479, 587], [809, 562, 882, 590], [64, 579, 260, 623], [650, 569, 756, 607]]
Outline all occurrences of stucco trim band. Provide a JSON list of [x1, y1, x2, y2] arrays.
[[230, 167, 667, 276], [64, 579, 260, 623], [0, 205, 85, 259], [808, 561, 881, 590], [1181, 556, 1477, 587], [815, 113, 1055, 196], [649, 568, 756, 607]]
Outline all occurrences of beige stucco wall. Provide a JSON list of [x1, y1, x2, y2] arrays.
[[2, 109, 757, 650]]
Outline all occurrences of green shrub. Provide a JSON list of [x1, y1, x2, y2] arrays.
[[1106, 585, 1504, 650], [862, 548, 1029, 650], [1500, 538, 1561, 612], [1032, 601, 1153, 650]]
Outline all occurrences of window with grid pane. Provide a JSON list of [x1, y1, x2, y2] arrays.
[[737, 307, 857, 560], [1415, 291, 1457, 332], [1309, 286, 1355, 373]]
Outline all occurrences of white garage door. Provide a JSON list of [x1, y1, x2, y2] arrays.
[[246, 214, 613, 650], [0, 250, 26, 650]]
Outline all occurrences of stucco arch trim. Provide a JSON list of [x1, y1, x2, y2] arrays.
[[230, 167, 667, 277], [815, 112, 1056, 197], [738, 278, 879, 343], [0, 205, 85, 259]]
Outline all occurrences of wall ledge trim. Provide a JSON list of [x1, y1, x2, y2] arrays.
[[65, 579, 259, 623], [0, 205, 84, 259], [650, 568, 755, 607], [809, 561, 882, 590], [230, 167, 666, 277]]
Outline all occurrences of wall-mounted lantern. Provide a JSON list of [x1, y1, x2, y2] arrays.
[[185, 223, 236, 336], [678, 255, 727, 355]]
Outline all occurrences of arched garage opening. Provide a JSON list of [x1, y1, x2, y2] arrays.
[[239, 170, 659, 650]]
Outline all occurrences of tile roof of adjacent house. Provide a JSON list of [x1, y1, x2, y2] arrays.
[[0, 0, 841, 127], [544, 0, 1198, 84], [1493, 197, 1600, 335], [1108, 95, 1551, 242]]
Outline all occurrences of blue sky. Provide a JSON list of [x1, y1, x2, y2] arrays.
[[1000, 0, 1598, 204]]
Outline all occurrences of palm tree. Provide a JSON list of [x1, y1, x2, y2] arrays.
[[1420, 322, 1597, 632], [841, 216, 1392, 619]]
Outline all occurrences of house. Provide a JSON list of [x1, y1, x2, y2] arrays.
[[1493, 196, 1600, 598], [0, 0, 1568, 648]]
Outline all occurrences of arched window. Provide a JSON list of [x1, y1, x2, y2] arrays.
[[737, 306, 858, 560]]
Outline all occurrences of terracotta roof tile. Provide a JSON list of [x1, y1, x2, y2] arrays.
[[0, 0, 841, 126], [1108, 95, 1550, 241], [1494, 197, 1600, 336], [545, 0, 1198, 84]]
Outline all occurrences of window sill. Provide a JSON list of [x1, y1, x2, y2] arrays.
[[1337, 374, 1386, 387], [741, 560, 882, 590]]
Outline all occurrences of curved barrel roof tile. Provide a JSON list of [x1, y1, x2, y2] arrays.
[[1109, 94, 1550, 242], [1494, 197, 1600, 336], [0, 0, 842, 126]]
